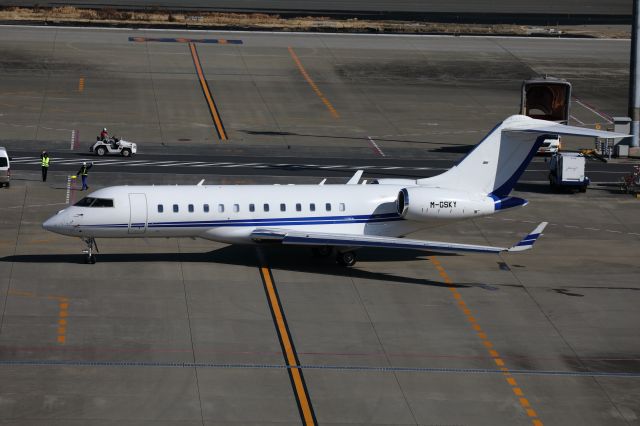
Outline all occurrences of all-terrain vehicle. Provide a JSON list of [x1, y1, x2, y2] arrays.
[[90, 136, 137, 157]]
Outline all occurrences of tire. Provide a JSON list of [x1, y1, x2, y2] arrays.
[[336, 251, 356, 267], [85, 254, 96, 264], [96, 146, 106, 156], [121, 148, 131, 157], [312, 246, 333, 257]]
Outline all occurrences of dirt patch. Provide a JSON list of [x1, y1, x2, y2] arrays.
[[0, 6, 631, 38]]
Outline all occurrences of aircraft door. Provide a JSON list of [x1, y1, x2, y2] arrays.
[[128, 193, 147, 234]]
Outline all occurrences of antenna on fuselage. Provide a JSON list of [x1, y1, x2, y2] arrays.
[[197, 179, 205, 186]]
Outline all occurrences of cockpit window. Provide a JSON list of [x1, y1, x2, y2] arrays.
[[74, 197, 114, 207]]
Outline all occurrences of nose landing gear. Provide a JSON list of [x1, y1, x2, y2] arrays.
[[82, 237, 98, 264]]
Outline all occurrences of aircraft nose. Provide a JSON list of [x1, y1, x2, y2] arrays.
[[43, 211, 65, 233]]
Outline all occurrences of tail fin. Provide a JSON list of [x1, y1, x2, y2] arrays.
[[418, 115, 627, 197]]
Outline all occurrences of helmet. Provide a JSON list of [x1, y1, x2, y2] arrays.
[[83, 162, 86, 166], [103, 128, 107, 131]]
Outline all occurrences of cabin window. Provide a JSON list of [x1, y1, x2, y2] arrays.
[[263, 203, 269, 212], [280, 203, 286, 212], [157, 204, 163, 213], [188, 204, 194, 213], [339, 203, 345, 212], [203, 204, 209, 213], [249, 204, 255, 212], [310, 203, 315, 212], [296, 203, 302, 212], [325, 203, 332, 211], [218, 204, 224, 213], [233, 204, 239, 213], [173, 204, 179, 213]]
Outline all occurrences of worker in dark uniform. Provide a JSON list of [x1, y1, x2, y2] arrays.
[[77, 161, 93, 191], [40, 151, 50, 182]]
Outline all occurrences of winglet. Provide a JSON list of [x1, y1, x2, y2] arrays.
[[347, 170, 364, 185], [508, 222, 548, 252]]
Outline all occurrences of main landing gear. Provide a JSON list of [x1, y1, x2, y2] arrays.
[[336, 250, 357, 267], [310, 246, 357, 266], [82, 237, 98, 264]]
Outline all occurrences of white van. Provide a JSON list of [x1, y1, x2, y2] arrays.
[[0, 147, 11, 188], [538, 135, 561, 154]]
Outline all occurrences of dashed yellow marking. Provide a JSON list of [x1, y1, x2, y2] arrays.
[[429, 257, 544, 426], [78, 77, 85, 92], [288, 47, 339, 119]]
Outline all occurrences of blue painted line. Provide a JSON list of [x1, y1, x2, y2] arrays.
[[1, 359, 639, 378], [82, 213, 403, 229], [129, 37, 243, 44]]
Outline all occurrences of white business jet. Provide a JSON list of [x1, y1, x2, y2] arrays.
[[43, 115, 626, 265]]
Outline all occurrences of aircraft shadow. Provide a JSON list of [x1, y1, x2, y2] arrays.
[[0, 245, 472, 289]]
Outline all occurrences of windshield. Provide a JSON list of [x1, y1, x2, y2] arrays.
[[74, 197, 114, 207], [0, 158, 7, 167]]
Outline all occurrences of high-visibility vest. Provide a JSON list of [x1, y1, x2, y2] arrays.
[[41, 156, 50, 167], [79, 166, 88, 176]]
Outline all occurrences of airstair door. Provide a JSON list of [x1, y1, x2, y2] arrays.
[[128, 193, 147, 234]]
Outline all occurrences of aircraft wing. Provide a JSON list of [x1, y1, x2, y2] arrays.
[[251, 222, 547, 254]]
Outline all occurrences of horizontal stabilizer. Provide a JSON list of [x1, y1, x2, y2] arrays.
[[504, 123, 627, 139]]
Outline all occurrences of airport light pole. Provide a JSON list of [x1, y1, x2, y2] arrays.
[[630, 0, 640, 147]]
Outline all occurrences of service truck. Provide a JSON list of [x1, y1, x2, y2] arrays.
[[548, 152, 589, 192]]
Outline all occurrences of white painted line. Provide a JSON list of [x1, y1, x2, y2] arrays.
[[155, 162, 209, 167], [606, 230, 623, 233], [564, 225, 579, 228], [572, 97, 613, 124], [65, 175, 72, 204], [367, 136, 386, 157], [70, 130, 76, 150], [2, 24, 630, 41], [585, 227, 600, 231], [570, 115, 586, 126]]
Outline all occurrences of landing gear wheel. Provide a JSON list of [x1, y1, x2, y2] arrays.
[[336, 251, 356, 267], [312, 246, 333, 257], [85, 254, 96, 264], [121, 148, 131, 157], [96, 146, 106, 156]]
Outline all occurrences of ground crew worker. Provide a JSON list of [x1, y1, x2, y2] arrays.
[[77, 161, 93, 191], [40, 150, 50, 182], [100, 128, 109, 141]]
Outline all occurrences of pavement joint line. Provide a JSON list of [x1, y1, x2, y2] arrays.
[[1, 359, 639, 378], [288, 46, 339, 119], [189, 42, 227, 141], [257, 253, 317, 425], [429, 256, 544, 426]]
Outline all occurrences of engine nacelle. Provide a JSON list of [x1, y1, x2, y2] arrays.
[[396, 187, 494, 221]]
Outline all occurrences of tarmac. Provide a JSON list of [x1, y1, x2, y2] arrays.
[[0, 26, 639, 425]]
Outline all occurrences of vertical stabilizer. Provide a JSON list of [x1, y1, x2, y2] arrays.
[[417, 115, 627, 198]]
